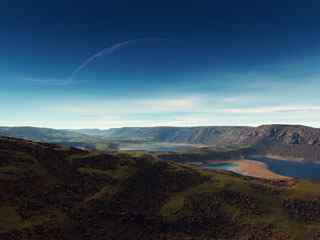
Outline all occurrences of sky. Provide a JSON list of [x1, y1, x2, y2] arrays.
[[1, 0, 320, 129]]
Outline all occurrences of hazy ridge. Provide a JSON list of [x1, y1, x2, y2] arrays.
[[1, 124, 320, 161]]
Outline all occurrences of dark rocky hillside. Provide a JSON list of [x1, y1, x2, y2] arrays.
[[2, 137, 320, 239]]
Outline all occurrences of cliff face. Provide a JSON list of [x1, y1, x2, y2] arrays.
[[248, 125, 320, 145], [248, 125, 320, 161], [97, 125, 320, 145]]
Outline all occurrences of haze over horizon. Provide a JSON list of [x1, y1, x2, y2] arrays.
[[2, 1, 320, 129]]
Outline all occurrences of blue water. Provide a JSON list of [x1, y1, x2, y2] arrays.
[[250, 156, 320, 181], [119, 144, 178, 152], [202, 163, 238, 171], [119, 143, 198, 152]]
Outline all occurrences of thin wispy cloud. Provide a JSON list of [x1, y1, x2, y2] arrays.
[[134, 96, 202, 112], [49, 93, 320, 115], [48, 96, 197, 115], [11, 95, 320, 129], [221, 96, 256, 104], [219, 106, 320, 114], [48, 96, 204, 115]]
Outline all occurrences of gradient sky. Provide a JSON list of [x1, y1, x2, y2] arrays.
[[1, 0, 320, 128]]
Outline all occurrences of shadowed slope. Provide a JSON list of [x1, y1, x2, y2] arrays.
[[1, 137, 320, 239]]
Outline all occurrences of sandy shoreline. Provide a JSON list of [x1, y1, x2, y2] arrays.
[[207, 159, 292, 180]]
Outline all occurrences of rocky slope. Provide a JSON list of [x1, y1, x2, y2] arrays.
[[2, 137, 320, 239], [78, 126, 255, 145], [79, 125, 320, 161], [249, 125, 320, 161], [76, 125, 320, 145]]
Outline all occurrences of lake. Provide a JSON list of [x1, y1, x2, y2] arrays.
[[119, 142, 198, 152], [119, 143, 178, 152], [249, 156, 320, 181], [202, 162, 238, 171]]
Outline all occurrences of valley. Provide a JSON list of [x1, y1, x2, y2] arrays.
[[1, 124, 320, 181], [3, 2, 320, 239]]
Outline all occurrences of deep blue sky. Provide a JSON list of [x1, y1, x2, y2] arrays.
[[1, 0, 320, 128]]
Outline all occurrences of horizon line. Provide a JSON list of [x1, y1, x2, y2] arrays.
[[0, 123, 318, 131]]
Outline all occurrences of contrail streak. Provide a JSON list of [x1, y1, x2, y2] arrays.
[[22, 37, 170, 85], [68, 37, 169, 82]]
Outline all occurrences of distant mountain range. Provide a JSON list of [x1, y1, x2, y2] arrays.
[[1, 125, 320, 161], [77, 125, 320, 161], [74, 125, 320, 145], [0, 126, 89, 143], [76, 126, 254, 145], [0, 127, 115, 151]]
